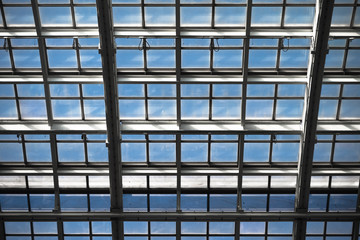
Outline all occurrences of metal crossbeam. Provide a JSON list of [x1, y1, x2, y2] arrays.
[[1, 121, 360, 134], [1, 212, 360, 221], [1, 166, 360, 176], [293, 1, 335, 239]]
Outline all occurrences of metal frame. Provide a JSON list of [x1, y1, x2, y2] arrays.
[[1, 0, 360, 239]]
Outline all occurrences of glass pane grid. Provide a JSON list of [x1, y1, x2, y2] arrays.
[[0, 1, 360, 240]]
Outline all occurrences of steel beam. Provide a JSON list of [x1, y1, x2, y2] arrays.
[[2, 75, 360, 84], [0, 212, 360, 221], [293, 1, 335, 239], [1, 121, 360, 134], [96, 1, 123, 240], [1, 166, 360, 176], [2, 29, 359, 39], [240, 0, 252, 124]]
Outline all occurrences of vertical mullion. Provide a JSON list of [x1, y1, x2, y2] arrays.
[[80, 83, 86, 120], [269, 135, 274, 163], [351, 178, 360, 240], [209, 83, 213, 120], [272, 84, 278, 120], [13, 84, 22, 120], [31, 0, 54, 124], [141, 0, 145, 28], [241, 0, 252, 124], [83, 133, 89, 164], [145, 83, 149, 120], [335, 84, 344, 120], [341, 38, 350, 71], [75, 37, 82, 72], [329, 135, 336, 165], [237, 134, 244, 212], [146, 134, 150, 164], [0, 0, 7, 28], [208, 134, 211, 164], [6, 38, 15, 72], [210, 38, 214, 73], [176, 0, 181, 126], [211, 0, 215, 28], [143, 39, 148, 72], [21, 134, 28, 164], [176, 134, 181, 212], [70, 0, 76, 28]]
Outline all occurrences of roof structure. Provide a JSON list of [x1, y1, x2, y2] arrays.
[[0, 0, 360, 240]]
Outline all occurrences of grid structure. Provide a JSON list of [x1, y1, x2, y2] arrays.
[[0, 0, 360, 240]]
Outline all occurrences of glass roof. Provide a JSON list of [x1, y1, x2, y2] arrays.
[[0, 0, 360, 240]]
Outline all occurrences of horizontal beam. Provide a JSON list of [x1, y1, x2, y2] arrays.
[[1, 166, 360, 176], [0, 212, 360, 221], [1, 121, 360, 134], [2, 75, 360, 84], [1, 29, 359, 38], [1, 75, 360, 84]]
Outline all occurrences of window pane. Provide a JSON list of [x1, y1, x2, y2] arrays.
[[39, 7, 72, 26]]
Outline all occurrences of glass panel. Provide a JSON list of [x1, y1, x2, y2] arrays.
[[182, 50, 210, 68], [121, 143, 146, 162], [181, 7, 211, 26], [113, 7, 142, 26], [211, 143, 237, 162], [246, 100, 273, 119], [149, 143, 176, 162], [249, 50, 277, 68], [148, 100, 176, 119], [13, 50, 41, 68], [145, 7, 175, 26], [4, 7, 34, 26], [147, 50, 175, 68], [280, 50, 309, 68], [251, 7, 282, 26], [212, 100, 241, 119], [39, 7, 72, 26], [284, 7, 315, 25], [214, 50, 242, 68], [75, 7, 98, 26], [215, 7, 246, 26], [181, 100, 209, 119]]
